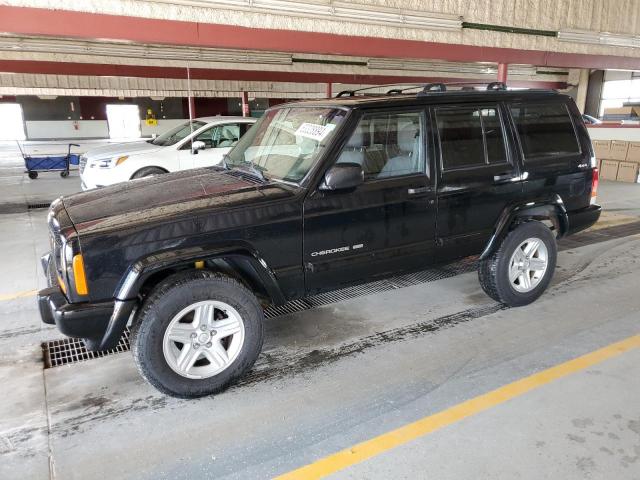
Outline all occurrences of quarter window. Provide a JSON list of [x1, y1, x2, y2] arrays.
[[337, 111, 425, 179], [436, 106, 508, 170], [510, 103, 580, 159]]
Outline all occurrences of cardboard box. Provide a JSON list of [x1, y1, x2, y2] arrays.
[[593, 140, 611, 159], [603, 106, 640, 117], [616, 161, 640, 183], [626, 142, 640, 163], [600, 160, 620, 181], [609, 140, 630, 161]]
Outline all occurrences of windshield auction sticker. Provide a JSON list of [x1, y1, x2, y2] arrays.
[[295, 123, 336, 142]]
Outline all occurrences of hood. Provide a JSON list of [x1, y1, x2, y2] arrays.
[[62, 168, 298, 235], [83, 141, 164, 160]]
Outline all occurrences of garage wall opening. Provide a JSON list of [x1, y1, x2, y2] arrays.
[[106, 104, 141, 139], [0, 103, 26, 140]]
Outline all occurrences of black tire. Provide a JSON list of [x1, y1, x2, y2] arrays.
[[131, 270, 264, 398], [28, 171, 38, 179], [131, 167, 166, 179], [60, 171, 69, 178], [478, 221, 557, 307]]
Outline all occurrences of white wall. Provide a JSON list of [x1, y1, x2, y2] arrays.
[[24, 119, 190, 140], [587, 127, 640, 142], [26, 120, 109, 139]]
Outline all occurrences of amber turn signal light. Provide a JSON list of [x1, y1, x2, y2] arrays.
[[72, 254, 89, 295]]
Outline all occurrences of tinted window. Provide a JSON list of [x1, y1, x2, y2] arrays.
[[510, 103, 580, 159], [337, 111, 425, 179], [436, 106, 507, 170], [437, 107, 484, 169], [481, 108, 507, 164]]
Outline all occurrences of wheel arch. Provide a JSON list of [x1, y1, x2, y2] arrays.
[[130, 165, 169, 179], [480, 195, 568, 261], [115, 245, 287, 307]]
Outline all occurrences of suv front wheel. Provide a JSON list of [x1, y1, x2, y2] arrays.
[[131, 270, 264, 398], [478, 221, 557, 307]]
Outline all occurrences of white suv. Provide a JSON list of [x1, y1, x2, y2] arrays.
[[79, 116, 256, 190]]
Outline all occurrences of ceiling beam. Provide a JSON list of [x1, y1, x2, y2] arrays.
[[0, 60, 567, 90], [0, 5, 639, 70]]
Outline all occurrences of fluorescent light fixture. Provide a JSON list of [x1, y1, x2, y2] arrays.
[[159, 0, 463, 31], [558, 29, 640, 48], [0, 35, 293, 65], [367, 59, 538, 77]]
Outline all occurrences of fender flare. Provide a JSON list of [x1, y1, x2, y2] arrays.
[[479, 195, 568, 260], [113, 244, 287, 306]]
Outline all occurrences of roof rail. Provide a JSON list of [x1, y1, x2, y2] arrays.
[[419, 83, 448, 94], [336, 83, 424, 97], [336, 81, 517, 98]]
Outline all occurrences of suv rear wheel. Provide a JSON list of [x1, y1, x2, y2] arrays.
[[131, 270, 264, 398], [478, 221, 557, 307]]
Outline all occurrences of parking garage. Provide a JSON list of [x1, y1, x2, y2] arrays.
[[1, 1, 640, 479]]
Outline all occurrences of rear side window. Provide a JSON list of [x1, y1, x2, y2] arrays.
[[436, 106, 508, 170], [510, 103, 580, 159]]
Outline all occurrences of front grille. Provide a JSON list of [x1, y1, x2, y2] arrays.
[[79, 155, 87, 174]]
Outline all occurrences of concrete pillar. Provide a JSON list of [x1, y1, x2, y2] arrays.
[[241, 91, 250, 117], [576, 69, 590, 113], [497, 63, 508, 84], [326, 82, 332, 98]]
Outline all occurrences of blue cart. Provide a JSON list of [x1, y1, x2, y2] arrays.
[[18, 142, 81, 179]]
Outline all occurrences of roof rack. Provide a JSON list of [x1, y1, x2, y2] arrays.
[[336, 83, 425, 97], [337, 81, 510, 98]]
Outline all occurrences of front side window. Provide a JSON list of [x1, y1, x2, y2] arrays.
[[510, 103, 580, 159], [436, 105, 508, 170], [337, 110, 425, 179], [226, 107, 347, 183], [150, 120, 207, 146], [194, 124, 242, 149]]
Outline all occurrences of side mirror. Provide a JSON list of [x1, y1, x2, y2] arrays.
[[191, 140, 206, 155], [319, 163, 364, 191]]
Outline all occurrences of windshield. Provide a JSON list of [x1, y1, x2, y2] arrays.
[[149, 120, 207, 146], [225, 107, 347, 183]]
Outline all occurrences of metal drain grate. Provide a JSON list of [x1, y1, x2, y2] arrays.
[[42, 258, 478, 367], [264, 256, 478, 318], [43, 328, 131, 368], [27, 202, 51, 210]]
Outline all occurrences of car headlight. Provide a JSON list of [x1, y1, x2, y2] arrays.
[[92, 155, 129, 169]]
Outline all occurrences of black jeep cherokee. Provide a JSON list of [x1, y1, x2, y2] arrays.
[[38, 84, 601, 397]]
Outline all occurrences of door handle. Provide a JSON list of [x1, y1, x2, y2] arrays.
[[408, 187, 429, 195]]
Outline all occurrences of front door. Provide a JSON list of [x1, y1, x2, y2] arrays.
[[303, 108, 436, 293], [434, 104, 523, 260]]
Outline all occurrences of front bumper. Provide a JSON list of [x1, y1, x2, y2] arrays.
[[38, 254, 136, 351]]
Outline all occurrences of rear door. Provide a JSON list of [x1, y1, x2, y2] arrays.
[[434, 103, 523, 260], [303, 107, 437, 292], [508, 101, 588, 212]]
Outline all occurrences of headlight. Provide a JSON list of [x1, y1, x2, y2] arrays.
[[91, 155, 129, 169]]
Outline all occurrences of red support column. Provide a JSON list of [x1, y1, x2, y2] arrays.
[[326, 82, 332, 98], [497, 63, 508, 84], [241, 91, 250, 117], [188, 96, 196, 119]]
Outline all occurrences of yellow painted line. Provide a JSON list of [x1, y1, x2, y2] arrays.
[[276, 334, 640, 480], [0, 289, 37, 302]]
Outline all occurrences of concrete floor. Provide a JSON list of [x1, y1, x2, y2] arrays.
[[0, 155, 638, 479]]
